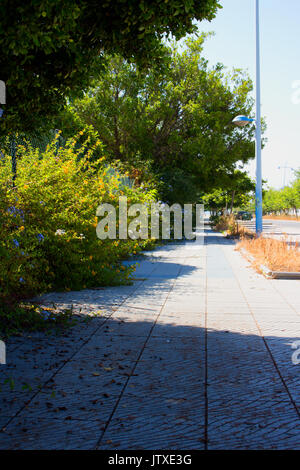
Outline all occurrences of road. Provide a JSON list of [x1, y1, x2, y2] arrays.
[[239, 218, 300, 242], [264, 219, 300, 243], [265, 219, 300, 235]]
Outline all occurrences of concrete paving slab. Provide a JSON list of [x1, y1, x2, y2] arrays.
[[1, 228, 299, 450]]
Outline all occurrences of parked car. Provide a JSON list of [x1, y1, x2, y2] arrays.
[[236, 211, 252, 220]]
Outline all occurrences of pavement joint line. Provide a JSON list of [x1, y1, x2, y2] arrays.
[[118, 305, 163, 312], [222, 237, 300, 421], [94, 254, 191, 450], [0, 266, 157, 434], [269, 281, 300, 320]]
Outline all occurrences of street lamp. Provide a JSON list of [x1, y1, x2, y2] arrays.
[[232, 115, 255, 127], [233, 0, 263, 235], [278, 164, 295, 188]]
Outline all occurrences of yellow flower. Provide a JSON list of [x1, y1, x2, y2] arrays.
[[20, 226, 25, 231], [89, 255, 93, 260], [91, 270, 96, 276]]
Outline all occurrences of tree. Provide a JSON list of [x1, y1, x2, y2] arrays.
[[58, 36, 256, 204], [0, 0, 220, 133], [202, 171, 255, 213], [263, 172, 300, 217], [263, 188, 283, 214], [282, 186, 299, 215]]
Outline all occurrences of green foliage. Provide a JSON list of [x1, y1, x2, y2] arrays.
[[0, 133, 157, 310], [263, 171, 300, 215], [58, 36, 256, 204], [202, 171, 255, 212], [209, 213, 221, 225], [0, 303, 75, 339], [0, 0, 220, 133]]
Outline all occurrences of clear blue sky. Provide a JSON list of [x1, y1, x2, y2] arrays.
[[196, 0, 300, 189]]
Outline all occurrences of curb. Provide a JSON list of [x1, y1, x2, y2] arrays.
[[239, 248, 300, 280]]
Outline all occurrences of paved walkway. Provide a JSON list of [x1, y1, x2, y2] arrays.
[[0, 229, 300, 449]]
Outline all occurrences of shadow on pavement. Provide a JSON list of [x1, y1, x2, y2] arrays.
[[0, 313, 299, 450]]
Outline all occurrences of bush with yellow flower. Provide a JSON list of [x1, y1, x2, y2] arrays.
[[0, 133, 157, 310]]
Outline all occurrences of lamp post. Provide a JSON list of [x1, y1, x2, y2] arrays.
[[255, 0, 263, 235], [278, 164, 295, 188], [233, 0, 263, 235]]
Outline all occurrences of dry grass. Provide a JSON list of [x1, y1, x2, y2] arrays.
[[215, 214, 236, 232], [236, 225, 254, 238], [214, 214, 253, 238], [237, 236, 300, 272], [264, 214, 299, 222]]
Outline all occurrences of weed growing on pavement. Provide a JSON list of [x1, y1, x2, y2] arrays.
[[0, 303, 76, 339]]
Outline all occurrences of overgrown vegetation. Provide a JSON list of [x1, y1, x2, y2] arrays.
[[211, 213, 251, 237], [214, 214, 238, 235], [0, 303, 76, 339], [237, 237, 300, 273], [0, 133, 157, 316]]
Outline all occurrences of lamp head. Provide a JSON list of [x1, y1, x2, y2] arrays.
[[232, 115, 254, 127]]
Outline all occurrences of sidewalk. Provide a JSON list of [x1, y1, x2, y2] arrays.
[[0, 229, 300, 449]]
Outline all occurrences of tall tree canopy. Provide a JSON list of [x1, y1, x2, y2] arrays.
[[202, 171, 256, 213], [0, 0, 220, 133], [263, 172, 300, 215], [59, 36, 256, 203]]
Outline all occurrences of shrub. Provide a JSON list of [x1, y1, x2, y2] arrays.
[[214, 214, 238, 235], [0, 133, 157, 310], [209, 214, 221, 226]]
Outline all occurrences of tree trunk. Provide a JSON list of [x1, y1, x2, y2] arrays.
[[230, 190, 236, 214]]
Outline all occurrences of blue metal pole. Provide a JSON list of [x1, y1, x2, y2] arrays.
[[255, 0, 263, 235]]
